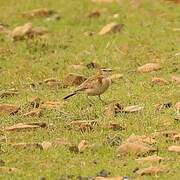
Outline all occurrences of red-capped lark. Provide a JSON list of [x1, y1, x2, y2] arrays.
[[63, 69, 112, 102]]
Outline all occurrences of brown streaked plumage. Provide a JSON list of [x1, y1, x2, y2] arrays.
[[63, 70, 111, 101]]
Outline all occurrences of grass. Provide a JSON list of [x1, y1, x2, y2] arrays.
[[0, 0, 180, 179]]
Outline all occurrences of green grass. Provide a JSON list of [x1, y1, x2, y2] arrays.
[[0, 0, 180, 179]]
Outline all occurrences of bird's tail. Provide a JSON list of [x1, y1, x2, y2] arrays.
[[63, 92, 76, 100]]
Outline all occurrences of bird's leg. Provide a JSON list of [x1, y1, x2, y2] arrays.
[[98, 95, 106, 104], [86, 96, 94, 106]]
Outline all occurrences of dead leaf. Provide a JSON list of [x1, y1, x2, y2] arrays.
[[52, 138, 72, 147], [71, 63, 85, 70], [125, 135, 156, 145], [106, 122, 125, 131], [136, 166, 169, 176], [137, 63, 161, 73], [172, 133, 180, 141], [99, 22, 124, 35], [110, 74, 123, 83], [168, 145, 180, 153], [10, 23, 48, 41], [161, 130, 179, 138], [0, 90, 19, 98], [104, 102, 123, 117], [87, 10, 101, 18], [172, 75, 180, 84], [0, 104, 19, 115], [68, 120, 98, 132], [151, 77, 168, 85], [5, 122, 46, 131], [175, 102, 180, 110], [44, 78, 63, 88], [113, 13, 119, 18], [12, 142, 40, 149], [136, 155, 165, 163], [64, 73, 87, 86], [92, 0, 116, 3], [95, 177, 124, 180], [175, 115, 180, 121], [165, 0, 180, 3], [78, 140, 90, 152], [28, 26, 48, 38], [0, 167, 18, 173], [41, 101, 63, 109], [118, 142, 156, 155], [11, 23, 33, 41], [40, 141, 52, 150], [23, 109, 42, 117], [22, 8, 57, 18], [131, 0, 141, 8], [123, 105, 144, 113]]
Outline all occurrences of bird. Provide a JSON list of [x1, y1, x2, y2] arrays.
[[63, 69, 112, 102]]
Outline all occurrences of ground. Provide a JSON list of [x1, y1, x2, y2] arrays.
[[0, 0, 180, 179]]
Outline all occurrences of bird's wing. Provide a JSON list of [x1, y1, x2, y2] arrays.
[[76, 76, 101, 91]]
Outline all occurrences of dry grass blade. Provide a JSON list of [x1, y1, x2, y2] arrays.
[[5, 122, 47, 131]]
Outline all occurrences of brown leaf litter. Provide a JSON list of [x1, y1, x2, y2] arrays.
[[104, 103, 123, 117], [10, 22, 48, 41], [64, 73, 87, 86], [43, 78, 64, 88], [172, 133, 180, 141], [5, 122, 47, 132], [137, 63, 161, 73], [99, 22, 124, 35], [110, 74, 123, 83], [92, 0, 116, 3], [118, 135, 156, 155], [0, 104, 20, 115], [135, 165, 169, 176], [0, 167, 18, 173], [136, 155, 165, 163], [23, 109, 42, 117], [151, 77, 168, 86], [0, 89, 19, 98], [104, 103, 143, 117], [175, 102, 180, 111], [22, 8, 57, 18], [95, 177, 124, 180], [106, 122, 125, 131], [172, 75, 180, 84], [52, 138, 72, 147], [168, 145, 180, 153], [68, 120, 98, 132], [40, 101, 64, 110], [78, 140, 91, 153], [87, 10, 101, 18]]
